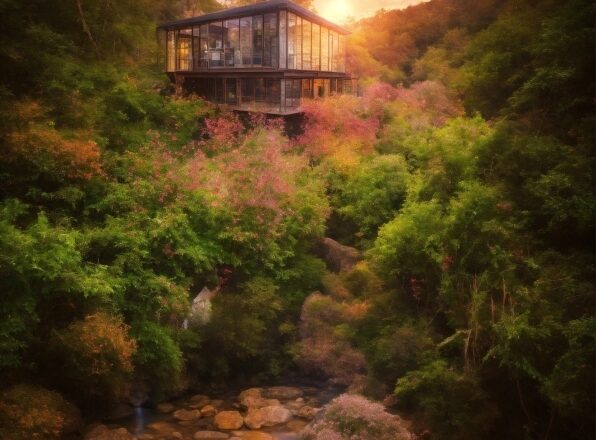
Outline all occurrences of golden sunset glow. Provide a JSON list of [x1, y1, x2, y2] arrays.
[[314, 0, 427, 23]]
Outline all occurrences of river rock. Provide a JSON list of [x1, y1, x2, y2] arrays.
[[84, 425, 134, 440], [244, 405, 292, 429], [157, 403, 176, 413], [238, 388, 279, 409], [201, 404, 217, 417], [264, 386, 303, 400], [194, 431, 229, 439], [210, 399, 224, 408], [243, 433, 274, 440], [173, 408, 202, 421], [298, 405, 318, 420], [214, 411, 244, 430], [148, 421, 178, 434]]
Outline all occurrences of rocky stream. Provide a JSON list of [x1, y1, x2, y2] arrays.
[[84, 384, 343, 440]]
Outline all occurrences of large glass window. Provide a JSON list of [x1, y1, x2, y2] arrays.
[[312, 23, 320, 71], [296, 16, 302, 69], [338, 34, 345, 72], [192, 26, 200, 70], [320, 27, 329, 71], [226, 78, 237, 105], [252, 16, 263, 65], [263, 13, 278, 68], [332, 31, 339, 72], [167, 31, 176, 72], [209, 22, 224, 67], [176, 28, 192, 71], [241, 78, 255, 104], [200, 24, 209, 68], [224, 19, 240, 67], [302, 79, 312, 99], [302, 19, 311, 70], [279, 11, 287, 69], [285, 79, 301, 108], [255, 79, 266, 102], [240, 17, 252, 66], [288, 13, 296, 69]]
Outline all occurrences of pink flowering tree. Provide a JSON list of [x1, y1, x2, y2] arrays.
[[301, 394, 415, 440]]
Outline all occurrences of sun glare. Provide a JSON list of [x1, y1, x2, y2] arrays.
[[315, 0, 355, 23]]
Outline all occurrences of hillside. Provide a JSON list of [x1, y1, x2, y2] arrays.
[[0, 0, 594, 439]]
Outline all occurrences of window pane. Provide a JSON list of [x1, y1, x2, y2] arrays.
[[209, 22, 224, 67], [333, 31, 339, 71], [320, 27, 329, 71], [253, 15, 263, 65], [226, 78, 237, 105], [312, 23, 320, 71], [288, 13, 296, 69], [255, 79, 266, 102], [279, 11, 287, 69], [177, 28, 192, 71], [302, 19, 311, 70], [200, 24, 209, 68], [338, 34, 345, 72], [296, 16, 302, 69], [192, 26, 200, 70], [301, 79, 312, 99], [240, 17, 252, 66], [263, 13, 278, 68], [241, 78, 255, 104], [167, 31, 176, 71], [224, 19, 239, 67]]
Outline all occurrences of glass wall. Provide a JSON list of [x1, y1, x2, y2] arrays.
[[165, 9, 346, 73], [320, 27, 329, 71], [224, 19, 240, 67], [263, 13, 278, 68]]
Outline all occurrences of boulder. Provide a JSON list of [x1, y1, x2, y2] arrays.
[[297, 405, 319, 420], [238, 388, 280, 409], [194, 431, 229, 439], [286, 419, 308, 432], [201, 404, 217, 417], [173, 408, 202, 421], [244, 405, 292, 429], [264, 386, 303, 400], [319, 237, 360, 272], [84, 425, 134, 440], [214, 411, 244, 430], [157, 403, 176, 414]]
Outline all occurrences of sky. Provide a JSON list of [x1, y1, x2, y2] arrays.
[[313, 0, 427, 23]]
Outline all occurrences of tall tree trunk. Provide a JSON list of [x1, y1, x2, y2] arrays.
[[75, 0, 101, 59]]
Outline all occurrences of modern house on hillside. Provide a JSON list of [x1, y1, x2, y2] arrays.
[[157, 0, 357, 114]]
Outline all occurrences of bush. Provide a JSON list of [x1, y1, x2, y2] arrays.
[[395, 360, 498, 439], [0, 384, 81, 440], [131, 320, 183, 396], [51, 312, 136, 403], [301, 393, 414, 440]]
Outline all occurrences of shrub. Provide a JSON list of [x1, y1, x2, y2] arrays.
[[0, 384, 81, 440], [52, 312, 136, 402], [131, 320, 183, 396], [395, 360, 498, 439], [301, 393, 414, 440]]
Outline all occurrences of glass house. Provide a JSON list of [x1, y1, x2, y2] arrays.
[[157, 0, 357, 114]]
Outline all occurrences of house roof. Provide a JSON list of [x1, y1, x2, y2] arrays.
[[157, 0, 350, 34]]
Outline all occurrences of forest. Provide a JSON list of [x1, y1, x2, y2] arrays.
[[0, 0, 594, 439]]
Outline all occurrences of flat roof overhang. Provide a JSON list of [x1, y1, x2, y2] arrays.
[[157, 0, 350, 35]]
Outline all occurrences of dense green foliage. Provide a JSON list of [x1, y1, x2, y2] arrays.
[[0, 0, 593, 439]]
